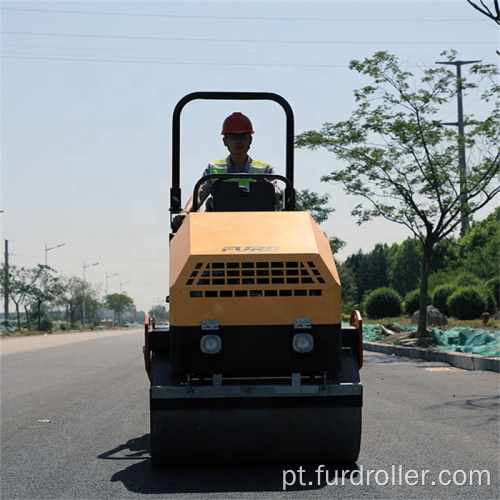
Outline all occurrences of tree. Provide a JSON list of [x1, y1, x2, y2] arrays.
[[295, 51, 500, 339], [0, 265, 33, 329], [25, 265, 63, 330], [344, 244, 390, 303], [58, 276, 100, 326], [295, 189, 334, 224], [295, 189, 346, 254], [58, 276, 85, 326], [388, 238, 423, 296], [106, 293, 134, 323], [457, 207, 500, 280], [466, 1, 499, 57], [337, 262, 358, 307], [149, 305, 169, 323], [1, 264, 62, 331], [467, 0, 500, 24]]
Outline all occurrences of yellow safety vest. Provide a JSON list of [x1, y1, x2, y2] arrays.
[[209, 159, 269, 188]]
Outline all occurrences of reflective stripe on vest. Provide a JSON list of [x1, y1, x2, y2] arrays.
[[209, 160, 268, 188]]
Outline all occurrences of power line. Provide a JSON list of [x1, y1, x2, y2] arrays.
[[0, 7, 478, 22], [2, 44, 485, 66], [2, 31, 492, 45], [1, 53, 348, 67], [0, 43, 375, 59]]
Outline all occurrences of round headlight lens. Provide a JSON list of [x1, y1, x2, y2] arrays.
[[200, 334, 222, 354], [292, 333, 314, 353]]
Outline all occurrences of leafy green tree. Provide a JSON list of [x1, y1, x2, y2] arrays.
[[106, 293, 134, 323], [337, 262, 358, 306], [56, 276, 101, 327], [388, 238, 423, 296], [58, 276, 85, 326], [345, 244, 390, 302], [364, 244, 390, 293], [430, 238, 458, 274], [295, 189, 345, 254], [25, 265, 63, 331], [0, 265, 33, 329], [457, 207, 500, 280], [149, 305, 170, 323], [295, 189, 334, 224], [295, 51, 499, 339], [484, 277, 499, 311]]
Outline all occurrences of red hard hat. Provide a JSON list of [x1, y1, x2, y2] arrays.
[[221, 112, 254, 135]]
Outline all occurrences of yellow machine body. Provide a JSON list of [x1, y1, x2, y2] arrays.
[[169, 211, 341, 327]]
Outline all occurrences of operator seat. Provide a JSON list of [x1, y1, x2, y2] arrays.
[[211, 180, 276, 212]]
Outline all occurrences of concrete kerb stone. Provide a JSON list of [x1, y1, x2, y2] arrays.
[[363, 341, 500, 373]]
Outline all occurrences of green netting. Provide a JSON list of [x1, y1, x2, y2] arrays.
[[432, 328, 500, 357], [359, 323, 500, 357]]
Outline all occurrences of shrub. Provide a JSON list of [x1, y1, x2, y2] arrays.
[[38, 317, 53, 333], [432, 284, 457, 316], [480, 286, 497, 314], [483, 277, 499, 311], [453, 272, 481, 288], [404, 289, 421, 315], [365, 287, 402, 319], [447, 286, 487, 320]]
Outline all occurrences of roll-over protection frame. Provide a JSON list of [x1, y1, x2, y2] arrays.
[[170, 91, 296, 230]]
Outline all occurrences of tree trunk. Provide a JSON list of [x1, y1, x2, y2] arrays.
[[14, 302, 21, 330], [417, 240, 434, 340], [37, 300, 42, 330], [24, 305, 31, 331]]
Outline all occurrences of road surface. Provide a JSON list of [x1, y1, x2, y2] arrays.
[[1, 329, 498, 499]]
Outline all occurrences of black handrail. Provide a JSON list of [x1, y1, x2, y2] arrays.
[[170, 91, 295, 217]]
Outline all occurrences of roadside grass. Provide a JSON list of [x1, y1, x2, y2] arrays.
[[1, 327, 107, 337]]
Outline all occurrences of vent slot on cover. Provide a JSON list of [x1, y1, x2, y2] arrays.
[[186, 261, 325, 298]]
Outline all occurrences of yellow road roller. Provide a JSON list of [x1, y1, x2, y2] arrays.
[[144, 92, 363, 466]]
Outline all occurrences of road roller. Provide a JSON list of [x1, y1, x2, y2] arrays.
[[144, 92, 363, 466]]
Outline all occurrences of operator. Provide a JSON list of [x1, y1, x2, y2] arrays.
[[172, 112, 280, 230]]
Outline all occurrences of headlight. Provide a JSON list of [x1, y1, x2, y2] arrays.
[[200, 334, 222, 354], [292, 333, 314, 353]]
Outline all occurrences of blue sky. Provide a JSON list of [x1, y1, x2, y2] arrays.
[[1, 0, 499, 312]]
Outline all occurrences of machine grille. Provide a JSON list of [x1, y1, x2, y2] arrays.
[[186, 261, 325, 298]]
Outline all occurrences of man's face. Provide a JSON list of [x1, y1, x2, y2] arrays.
[[223, 133, 252, 155]]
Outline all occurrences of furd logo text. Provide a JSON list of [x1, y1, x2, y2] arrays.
[[221, 246, 280, 252]]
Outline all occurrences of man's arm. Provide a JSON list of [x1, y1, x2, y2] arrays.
[[172, 188, 209, 230]]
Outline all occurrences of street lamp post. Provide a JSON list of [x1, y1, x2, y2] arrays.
[[120, 280, 131, 294], [45, 242, 66, 267], [105, 272, 119, 296], [82, 261, 99, 328]]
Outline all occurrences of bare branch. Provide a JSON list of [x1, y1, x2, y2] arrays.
[[467, 0, 500, 24]]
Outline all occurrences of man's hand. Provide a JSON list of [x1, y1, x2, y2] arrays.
[[172, 211, 188, 230]]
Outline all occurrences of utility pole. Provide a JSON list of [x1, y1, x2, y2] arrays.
[[436, 58, 481, 237], [4, 240, 9, 321]]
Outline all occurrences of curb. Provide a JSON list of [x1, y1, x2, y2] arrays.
[[363, 341, 500, 373]]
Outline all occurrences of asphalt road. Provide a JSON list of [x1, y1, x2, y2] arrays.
[[1, 329, 498, 500]]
